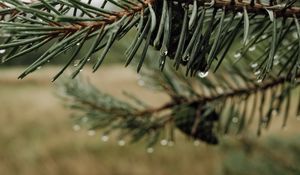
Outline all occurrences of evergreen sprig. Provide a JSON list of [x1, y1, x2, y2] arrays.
[[0, 0, 300, 80], [1, 0, 300, 146], [58, 60, 300, 145]]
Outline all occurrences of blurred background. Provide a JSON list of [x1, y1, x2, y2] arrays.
[[0, 32, 300, 175]]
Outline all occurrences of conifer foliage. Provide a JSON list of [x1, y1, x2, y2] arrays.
[[0, 0, 300, 146]]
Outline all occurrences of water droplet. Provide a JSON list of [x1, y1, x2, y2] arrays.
[[274, 54, 279, 60], [0, 49, 6, 54], [87, 58, 91, 62], [273, 60, 280, 65], [47, 60, 50, 63], [271, 109, 278, 116], [234, 52, 242, 58], [118, 140, 126, 146], [137, 79, 145, 87], [101, 135, 109, 142], [254, 70, 261, 75], [76, 42, 80, 46], [288, 46, 293, 50], [72, 124, 81, 131], [293, 32, 298, 39], [88, 130, 96, 136], [193, 140, 200, 146], [261, 34, 267, 39], [79, 69, 83, 72], [237, 12, 243, 17], [160, 50, 168, 56], [257, 79, 262, 83], [37, 66, 42, 70], [249, 46, 256, 52], [251, 63, 258, 68], [146, 147, 154, 154], [182, 55, 190, 61], [82, 116, 88, 123], [160, 139, 168, 146], [198, 71, 209, 78], [232, 117, 239, 123], [74, 59, 80, 67]]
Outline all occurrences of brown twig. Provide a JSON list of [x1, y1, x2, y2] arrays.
[[136, 72, 300, 116]]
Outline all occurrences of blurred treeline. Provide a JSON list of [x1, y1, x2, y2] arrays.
[[220, 135, 300, 175]]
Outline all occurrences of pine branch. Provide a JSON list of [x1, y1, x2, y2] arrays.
[[135, 72, 300, 115], [1, 0, 300, 146], [0, 0, 300, 80], [58, 62, 300, 146]]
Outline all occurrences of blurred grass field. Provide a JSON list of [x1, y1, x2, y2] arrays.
[[0, 65, 299, 175]]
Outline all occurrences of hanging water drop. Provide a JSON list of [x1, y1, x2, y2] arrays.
[[249, 45, 256, 52], [198, 71, 209, 78], [88, 130, 96, 136], [76, 42, 80, 46], [74, 59, 80, 67], [137, 79, 145, 87], [160, 139, 168, 146], [160, 49, 168, 57], [288, 46, 293, 50], [292, 32, 298, 39], [257, 79, 262, 83], [271, 109, 278, 116], [237, 12, 243, 17], [182, 54, 190, 61], [72, 124, 81, 131], [37, 66, 42, 70], [234, 52, 242, 58], [261, 34, 267, 39], [82, 116, 89, 123], [87, 58, 91, 62], [254, 70, 261, 75], [193, 140, 200, 146], [251, 62, 258, 68], [0, 49, 6, 54], [79, 69, 83, 72], [273, 60, 280, 66], [146, 147, 154, 154], [101, 135, 109, 142], [232, 117, 239, 123], [118, 140, 126, 146]]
